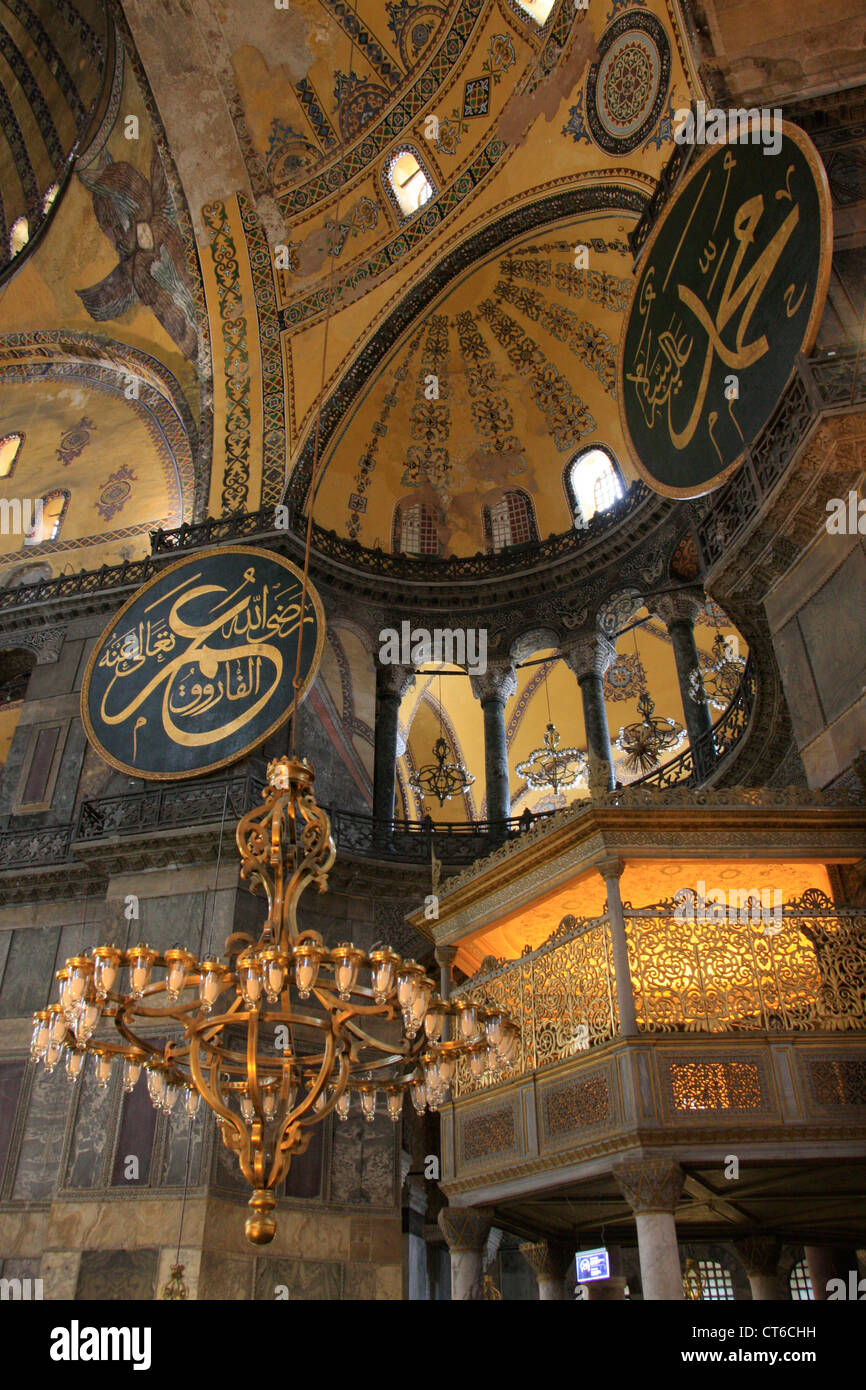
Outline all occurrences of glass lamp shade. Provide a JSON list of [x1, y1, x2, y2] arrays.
[[44, 1041, 62, 1072], [386, 1090, 403, 1123], [410, 1081, 427, 1115], [359, 1088, 377, 1123], [260, 949, 289, 1003], [92, 946, 121, 999], [483, 1011, 505, 1048], [455, 1000, 479, 1040], [313, 1086, 329, 1114], [123, 1055, 144, 1093], [66, 955, 94, 1005], [126, 945, 158, 999], [65, 1047, 86, 1081], [331, 944, 364, 1001], [293, 943, 323, 999], [73, 999, 100, 1044], [55, 968, 72, 1018], [396, 962, 424, 1011], [30, 1011, 51, 1062], [48, 1003, 68, 1046], [162, 1082, 180, 1113], [410, 979, 434, 1029], [236, 950, 264, 1008], [146, 1068, 167, 1108], [94, 1052, 114, 1088], [185, 1088, 201, 1118], [438, 1053, 456, 1087], [423, 1005, 446, 1043], [468, 1046, 487, 1080], [164, 949, 195, 1003], [424, 1057, 442, 1092], [335, 1090, 351, 1121], [198, 959, 227, 1014], [369, 948, 399, 1004], [240, 1093, 255, 1124], [262, 1087, 278, 1120]]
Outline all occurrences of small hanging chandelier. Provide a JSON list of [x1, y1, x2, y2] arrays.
[[31, 756, 518, 1247], [615, 630, 683, 774], [409, 674, 474, 807], [689, 630, 745, 712], [515, 664, 586, 793]]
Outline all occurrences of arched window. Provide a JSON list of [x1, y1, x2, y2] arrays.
[[567, 446, 624, 528], [9, 216, 29, 257], [394, 501, 438, 556], [685, 1259, 735, 1300], [483, 490, 538, 553], [0, 433, 23, 479], [789, 1261, 814, 1300], [511, 0, 555, 24], [26, 490, 69, 545], [386, 149, 433, 218]]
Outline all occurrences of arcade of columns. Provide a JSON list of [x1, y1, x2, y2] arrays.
[[372, 591, 713, 825]]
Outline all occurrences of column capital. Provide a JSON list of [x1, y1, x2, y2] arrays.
[[733, 1237, 781, 1278], [519, 1239, 574, 1282], [469, 661, 517, 704], [434, 944, 457, 968], [596, 856, 625, 881], [376, 663, 415, 700], [562, 630, 617, 680], [652, 590, 705, 630], [437, 1206, 494, 1253], [613, 1158, 684, 1214]]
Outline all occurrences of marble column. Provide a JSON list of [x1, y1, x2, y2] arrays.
[[614, 1159, 685, 1300], [520, 1239, 575, 1300], [469, 663, 517, 840], [435, 944, 457, 1001], [596, 857, 638, 1037], [653, 592, 714, 781], [437, 1207, 494, 1301], [373, 664, 415, 824], [562, 631, 617, 794], [734, 1237, 781, 1300]]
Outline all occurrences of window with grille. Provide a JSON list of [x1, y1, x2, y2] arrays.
[[387, 150, 433, 218], [695, 1260, 735, 1300], [487, 491, 536, 552], [398, 502, 438, 556], [513, 0, 555, 23], [26, 490, 69, 544], [567, 447, 624, 527], [790, 1261, 814, 1300], [0, 434, 23, 479]]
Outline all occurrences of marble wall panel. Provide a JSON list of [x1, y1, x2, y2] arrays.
[[0, 926, 61, 1017], [253, 1256, 343, 1300], [66, 1068, 116, 1189], [213, 1117, 248, 1192], [0, 1060, 25, 1182], [111, 1078, 156, 1186], [0, 931, 11, 990], [160, 1109, 204, 1187], [330, 1110, 396, 1206], [198, 1250, 253, 1300], [76, 1247, 158, 1300], [137, 892, 207, 956], [12, 1067, 70, 1199], [797, 548, 866, 725]]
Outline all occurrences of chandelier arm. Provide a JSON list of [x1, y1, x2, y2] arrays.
[[189, 1028, 253, 1185], [246, 1004, 263, 1123]]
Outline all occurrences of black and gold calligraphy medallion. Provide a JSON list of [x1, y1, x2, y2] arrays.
[[81, 547, 326, 780], [617, 122, 832, 497]]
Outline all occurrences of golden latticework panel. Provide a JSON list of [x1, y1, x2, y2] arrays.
[[453, 917, 618, 1096], [669, 1060, 763, 1111], [625, 903, 866, 1034]]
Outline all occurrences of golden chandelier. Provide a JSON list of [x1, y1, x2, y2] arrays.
[[31, 756, 518, 1245]]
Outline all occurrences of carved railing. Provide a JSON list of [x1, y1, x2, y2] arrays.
[[453, 891, 866, 1095], [697, 352, 866, 569], [627, 655, 755, 789], [0, 824, 74, 870], [74, 771, 264, 842], [149, 482, 652, 577]]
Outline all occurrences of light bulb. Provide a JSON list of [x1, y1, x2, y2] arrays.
[[185, 1088, 201, 1118], [240, 1094, 255, 1124], [48, 1004, 68, 1045], [424, 1006, 445, 1043], [146, 1068, 166, 1108], [73, 999, 100, 1044], [457, 1002, 478, 1039], [66, 956, 94, 1005], [369, 948, 399, 1004], [198, 959, 226, 1014], [469, 1047, 486, 1080], [44, 1042, 62, 1073], [411, 1082, 427, 1115], [261, 949, 289, 1003], [30, 1011, 50, 1062], [163, 1082, 179, 1113], [332, 944, 362, 1001]]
